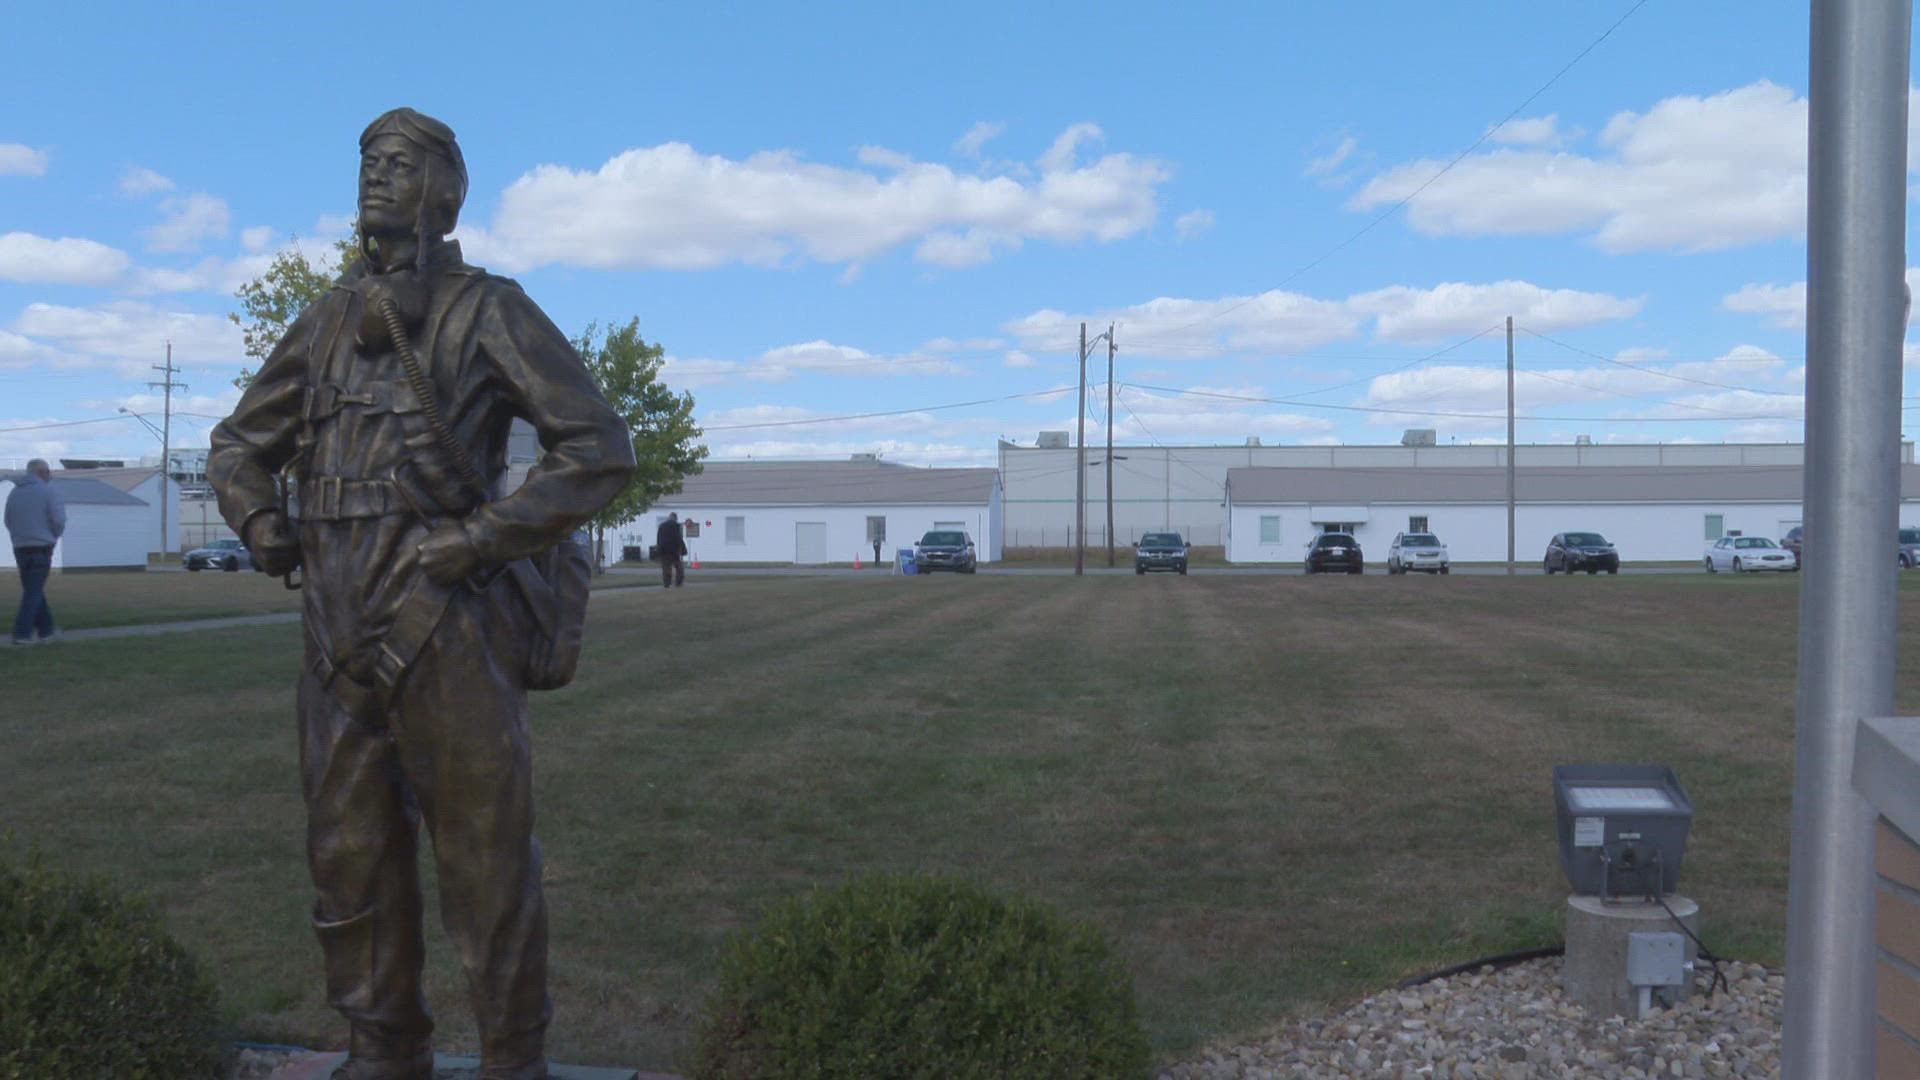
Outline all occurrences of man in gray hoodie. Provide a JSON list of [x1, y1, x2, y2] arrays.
[[6, 459, 66, 645]]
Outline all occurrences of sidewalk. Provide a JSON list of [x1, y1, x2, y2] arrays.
[[56, 612, 303, 641]]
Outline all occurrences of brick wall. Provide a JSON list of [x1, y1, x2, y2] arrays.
[[1875, 817, 1920, 1078]]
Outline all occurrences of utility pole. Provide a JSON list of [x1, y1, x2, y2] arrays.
[[1076, 322, 1088, 576], [1105, 323, 1116, 567], [1506, 316, 1515, 576], [1784, 0, 1910, 1073], [149, 342, 186, 562]]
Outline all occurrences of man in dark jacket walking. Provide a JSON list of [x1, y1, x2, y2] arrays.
[[656, 512, 687, 587], [6, 459, 66, 645]]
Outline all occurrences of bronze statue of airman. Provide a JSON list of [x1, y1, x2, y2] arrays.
[[209, 108, 637, 1080]]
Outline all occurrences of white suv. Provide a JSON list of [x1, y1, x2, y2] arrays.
[[1387, 532, 1450, 575]]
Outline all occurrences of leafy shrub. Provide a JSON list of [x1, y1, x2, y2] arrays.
[[687, 874, 1151, 1079], [0, 848, 226, 1078]]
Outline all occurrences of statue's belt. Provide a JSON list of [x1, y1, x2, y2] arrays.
[[300, 476, 403, 521]]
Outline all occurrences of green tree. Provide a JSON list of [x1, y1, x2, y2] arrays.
[[572, 318, 708, 561], [229, 232, 359, 389]]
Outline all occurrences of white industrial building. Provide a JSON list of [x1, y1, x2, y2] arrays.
[[1224, 463, 1920, 565], [1001, 436, 1910, 551], [626, 459, 1003, 565], [0, 467, 176, 571]]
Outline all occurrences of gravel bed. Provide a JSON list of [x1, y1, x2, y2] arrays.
[[229, 957, 1783, 1080], [1157, 956, 1783, 1079]]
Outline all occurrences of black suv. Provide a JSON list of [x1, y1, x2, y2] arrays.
[[1781, 525, 1804, 564], [1305, 532, 1364, 574], [1544, 531, 1619, 575], [1134, 532, 1189, 575], [914, 530, 976, 574]]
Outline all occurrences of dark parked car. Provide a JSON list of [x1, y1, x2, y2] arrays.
[[1544, 531, 1619, 575], [1900, 527, 1920, 569], [1134, 532, 1189, 575], [1305, 532, 1364, 574], [914, 530, 976, 574], [1781, 525, 1804, 564], [184, 538, 254, 572]]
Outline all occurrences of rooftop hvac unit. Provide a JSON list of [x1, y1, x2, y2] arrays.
[[1400, 428, 1437, 447], [849, 452, 879, 462], [1037, 431, 1070, 448], [1575, 435, 1593, 446], [1246, 436, 1262, 446]]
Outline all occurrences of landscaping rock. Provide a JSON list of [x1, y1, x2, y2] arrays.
[[1157, 956, 1783, 1079]]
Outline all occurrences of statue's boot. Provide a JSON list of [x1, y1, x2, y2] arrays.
[[329, 1043, 434, 1080]]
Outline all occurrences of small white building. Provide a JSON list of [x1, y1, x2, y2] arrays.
[[0, 468, 170, 571], [627, 460, 1003, 565], [1225, 464, 1920, 564]]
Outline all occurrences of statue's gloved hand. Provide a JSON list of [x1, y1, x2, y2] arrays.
[[245, 511, 301, 577], [417, 523, 483, 585]]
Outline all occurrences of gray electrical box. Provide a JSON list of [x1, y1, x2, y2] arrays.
[[1626, 931, 1687, 987], [1553, 764, 1694, 899]]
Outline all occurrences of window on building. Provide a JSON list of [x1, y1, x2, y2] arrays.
[[1705, 513, 1724, 541], [1408, 515, 1429, 533], [1259, 515, 1280, 543], [684, 520, 700, 539], [867, 516, 887, 543], [1321, 522, 1360, 535], [725, 516, 746, 544]]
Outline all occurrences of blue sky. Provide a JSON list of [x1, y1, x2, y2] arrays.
[[0, 1, 1907, 467]]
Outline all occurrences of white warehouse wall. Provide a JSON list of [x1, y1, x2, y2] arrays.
[[1227, 501, 1920, 564], [621, 503, 1000, 565]]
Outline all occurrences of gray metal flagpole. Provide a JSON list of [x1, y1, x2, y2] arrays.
[[1784, 0, 1911, 1074]]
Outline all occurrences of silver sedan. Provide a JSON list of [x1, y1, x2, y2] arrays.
[[1704, 536, 1797, 573]]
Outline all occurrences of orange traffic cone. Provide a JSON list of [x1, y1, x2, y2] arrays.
[[690, 550, 700, 570], [854, 551, 863, 569]]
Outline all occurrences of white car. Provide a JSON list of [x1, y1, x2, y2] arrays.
[[1386, 532, 1451, 574], [1704, 536, 1797, 573]]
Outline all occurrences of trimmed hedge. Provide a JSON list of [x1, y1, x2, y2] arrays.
[[687, 874, 1151, 1079], [0, 848, 226, 1079]]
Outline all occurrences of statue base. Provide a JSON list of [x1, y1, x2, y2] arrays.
[[266, 1051, 671, 1080]]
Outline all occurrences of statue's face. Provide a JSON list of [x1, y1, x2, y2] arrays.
[[358, 134, 427, 237]]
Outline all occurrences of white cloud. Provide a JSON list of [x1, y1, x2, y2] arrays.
[[1614, 347, 1668, 364], [11, 301, 243, 376], [1352, 81, 1815, 253], [922, 336, 1003, 352], [1306, 136, 1357, 177], [953, 121, 1006, 159], [119, 166, 174, 196], [662, 339, 969, 389], [1348, 280, 1642, 343], [1722, 281, 1807, 329], [1360, 345, 1798, 428], [1114, 384, 1335, 442], [1487, 115, 1564, 147], [240, 226, 274, 252], [143, 193, 231, 253], [1003, 349, 1037, 369], [464, 123, 1169, 273], [1008, 291, 1362, 356], [1175, 209, 1215, 240], [1008, 279, 1637, 355], [0, 233, 131, 286], [1723, 267, 1920, 330], [0, 144, 48, 177]]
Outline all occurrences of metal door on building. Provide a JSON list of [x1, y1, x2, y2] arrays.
[[795, 521, 829, 564]]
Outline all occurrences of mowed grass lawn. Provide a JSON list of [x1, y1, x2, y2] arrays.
[[6, 570, 1920, 1071]]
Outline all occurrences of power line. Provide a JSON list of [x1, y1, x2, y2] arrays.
[[1121, 381, 1822, 423], [1517, 326, 1802, 397], [1122, 0, 1652, 347]]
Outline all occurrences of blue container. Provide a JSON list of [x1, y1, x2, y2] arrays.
[[898, 548, 918, 575]]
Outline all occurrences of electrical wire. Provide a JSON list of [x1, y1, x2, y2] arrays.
[[1121, 381, 1809, 423], [1517, 327, 1802, 398]]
